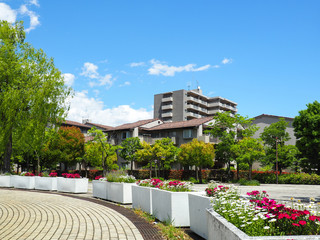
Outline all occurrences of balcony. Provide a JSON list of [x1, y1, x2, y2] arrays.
[[162, 97, 173, 102], [162, 112, 173, 118], [187, 104, 208, 114], [161, 104, 173, 110], [187, 112, 201, 119], [187, 97, 207, 107]]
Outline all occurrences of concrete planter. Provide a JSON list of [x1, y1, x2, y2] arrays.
[[189, 192, 212, 239], [57, 177, 88, 193], [151, 188, 190, 227], [13, 176, 35, 189], [0, 175, 13, 187], [206, 208, 320, 240], [132, 185, 153, 214], [92, 180, 108, 200], [107, 182, 134, 204], [35, 177, 57, 191]]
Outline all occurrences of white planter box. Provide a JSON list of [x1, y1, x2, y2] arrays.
[[189, 192, 212, 239], [151, 188, 190, 227], [57, 177, 88, 193], [35, 177, 57, 191], [13, 176, 35, 189], [0, 175, 13, 187], [206, 208, 319, 240], [132, 185, 153, 214], [107, 182, 134, 204], [92, 180, 108, 200]]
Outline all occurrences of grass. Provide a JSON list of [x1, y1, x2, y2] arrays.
[[238, 178, 260, 186], [133, 208, 193, 240]]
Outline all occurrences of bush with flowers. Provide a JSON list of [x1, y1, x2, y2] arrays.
[[20, 172, 35, 176], [212, 186, 320, 236], [61, 173, 81, 178], [104, 170, 136, 183], [137, 178, 193, 192], [49, 172, 57, 177], [205, 181, 231, 197]]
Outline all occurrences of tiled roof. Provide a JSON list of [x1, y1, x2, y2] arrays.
[[86, 122, 114, 131], [253, 114, 294, 120], [62, 120, 91, 128], [84, 136, 94, 142], [143, 117, 214, 131], [110, 119, 159, 131]]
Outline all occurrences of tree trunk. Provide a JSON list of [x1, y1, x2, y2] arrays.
[[3, 132, 12, 173], [149, 160, 152, 178], [196, 166, 199, 181], [131, 160, 133, 171], [249, 164, 252, 180], [199, 166, 203, 184]]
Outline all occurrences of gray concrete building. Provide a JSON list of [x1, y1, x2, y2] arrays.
[[252, 114, 296, 145], [154, 87, 237, 122]]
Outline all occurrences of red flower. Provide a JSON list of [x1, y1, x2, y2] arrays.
[[292, 223, 300, 227], [298, 220, 307, 226]]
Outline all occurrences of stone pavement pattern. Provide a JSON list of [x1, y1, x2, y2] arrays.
[[0, 189, 144, 240]]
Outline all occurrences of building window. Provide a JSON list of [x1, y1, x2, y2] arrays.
[[122, 131, 130, 139], [183, 129, 193, 139], [168, 131, 176, 137]]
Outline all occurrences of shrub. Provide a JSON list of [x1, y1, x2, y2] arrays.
[[238, 179, 260, 186]]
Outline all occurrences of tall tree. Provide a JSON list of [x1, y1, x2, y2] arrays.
[[152, 137, 178, 177], [293, 101, 320, 173], [205, 111, 258, 178], [135, 141, 155, 178], [178, 139, 215, 183], [119, 137, 142, 171], [260, 118, 291, 172], [231, 137, 265, 180], [0, 21, 71, 173], [87, 127, 119, 175]]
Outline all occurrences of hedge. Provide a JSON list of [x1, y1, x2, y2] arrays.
[[232, 170, 320, 185]]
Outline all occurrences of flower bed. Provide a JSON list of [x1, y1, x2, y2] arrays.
[[57, 173, 88, 193], [207, 185, 320, 239], [0, 175, 13, 187]]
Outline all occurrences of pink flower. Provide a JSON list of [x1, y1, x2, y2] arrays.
[[298, 220, 307, 226]]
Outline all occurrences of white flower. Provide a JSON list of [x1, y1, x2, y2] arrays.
[[268, 218, 277, 223], [240, 224, 246, 227], [264, 226, 270, 230]]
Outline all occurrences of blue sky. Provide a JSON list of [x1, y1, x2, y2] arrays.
[[1, 0, 319, 126]]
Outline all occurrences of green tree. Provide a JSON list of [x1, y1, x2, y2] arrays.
[[152, 138, 178, 177], [135, 141, 155, 178], [205, 112, 258, 178], [0, 21, 71, 173], [293, 101, 320, 173], [119, 137, 142, 171], [260, 118, 291, 172], [178, 139, 215, 183], [260, 118, 290, 148], [231, 137, 265, 180], [87, 127, 119, 175]]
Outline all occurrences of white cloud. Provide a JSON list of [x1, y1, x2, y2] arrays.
[[29, 0, 40, 7], [19, 5, 40, 33], [62, 73, 75, 87], [119, 81, 131, 87], [0, 3, 17, 23], [81, 62, 115, 88], [148, 59, 212, 77], [222, 58, 233, 64], [81, 62, 99, 79], [130, 62, 145, 67], [66, 91, 153, 126]]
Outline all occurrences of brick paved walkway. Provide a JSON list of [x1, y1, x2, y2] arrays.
[[0, 189, 162, 240]]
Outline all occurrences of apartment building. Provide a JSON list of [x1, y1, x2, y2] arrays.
[[154, 87, 237, 122]]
